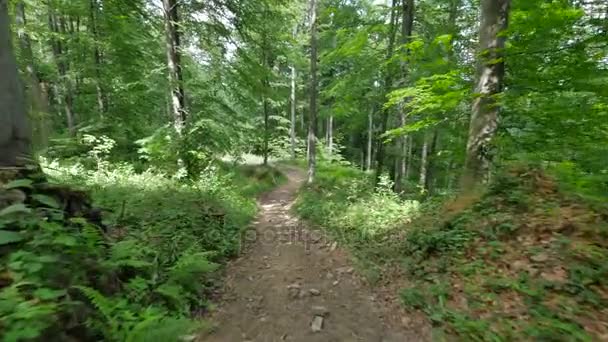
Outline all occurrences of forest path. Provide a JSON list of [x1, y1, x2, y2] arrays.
[[201, 167, 422, 342]]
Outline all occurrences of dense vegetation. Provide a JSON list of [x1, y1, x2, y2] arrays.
[[0, 0, 606, 340]]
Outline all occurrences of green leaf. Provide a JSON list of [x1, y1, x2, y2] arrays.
[[34, 288, 67, 300], [0, 230, 24, 245], [0, 203, 31, 216], [5, 179, 33, 189], [31, 194, 60, 209], [54, 235, 78, 247]]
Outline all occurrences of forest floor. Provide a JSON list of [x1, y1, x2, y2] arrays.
[[200, 167, 428, 342]]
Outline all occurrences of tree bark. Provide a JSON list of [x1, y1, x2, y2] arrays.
[[418, 133, 429, 193], [327, 115, 333, 157], [16, 1, 49, 149], [48, 9, 76, 136], [366, 110, 373, 171], [263, 93, 270, 165], [307, 0, 318, 184], [90, 0, 108, 116], [462, 0, 510, 188], [374, 0, 399, 185], [425, 129, 439, 193], [405, 135, 413, 179], [0, 0, 31, 167], [290, 55, 297, 159], [162, 0, 186, 134], [394, 0, 415, 193]]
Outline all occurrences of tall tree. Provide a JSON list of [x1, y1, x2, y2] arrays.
[[290, 27, 297, 159], [307, 0, 318, 184], [374, 0, 398, 185], [0, 0, 31, 167], [90, 0, 107, 116], [15, 0, 48, 149], [394, 0, 415, 193], [48, 7, 76, 135], [462, 0, 511, 188], [162, 0, 186, 134]]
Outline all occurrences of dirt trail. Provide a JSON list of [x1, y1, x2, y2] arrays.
[[201, 167, 423, 342]]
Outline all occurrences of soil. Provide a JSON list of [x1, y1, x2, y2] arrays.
[[200, 167, 428, 342]]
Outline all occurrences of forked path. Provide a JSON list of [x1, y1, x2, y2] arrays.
[[202, 167, 423, 342]]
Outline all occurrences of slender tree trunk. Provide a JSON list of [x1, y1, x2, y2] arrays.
[[425, 129, 439, 193], [263, 94, 269, 165], [374, 0, 398, 185], [48, 10, 76, 135], [419, 133, 429, 193], [366, 110, 373, 171], [162, 0, 186, 134], [290, 62, 297, 159], [16, 1, 49, 149], [394, 0, 415, 193], [327, 115, 333, 157], [307, 0, 318, 184], [0, 0, 31, 167], [462, 0, 510, 188], [405, 135, 413, 179], [90, 0, 107, 116]]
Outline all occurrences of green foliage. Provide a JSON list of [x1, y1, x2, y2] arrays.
[[295, 162, 421, 268], [0, 156, 283, 341]]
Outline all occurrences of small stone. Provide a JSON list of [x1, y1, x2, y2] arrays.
[[260, 316, 267, 322], [287, 284, 301, 298], [511, 260, 527, 271], [329, 242, 338, 251], [337, 267, 354, 274], [309, 288, 321, 296], [332, 280, 339, 286], [312, 306, 329, 317], [311, 316, 324, 332], [530, 253, 549, 263], [528, 267, 540, 277]]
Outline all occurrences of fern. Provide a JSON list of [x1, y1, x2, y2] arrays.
[[74, 286, 115, 322], [168, 252, 218, 286]]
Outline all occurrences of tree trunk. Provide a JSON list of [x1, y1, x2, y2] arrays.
[[394, 0, 415, 193], [0, 0, 31, 167], [16, 1, 49, 150], [374, 0, 398, 185], [162, 0, 186, 134], [290, 61, 297, 159], [461, 0, 510, 188], [327, 115, 333, 157], [366, 110, 373, 171], [263, 94, 269, 165], [405, 135, 413, 179], [418, 133, 429, 193], [90, 0, 107, 116], [425, 129, 439, 193], [307, 0, 318, 184], [48, 10, 76, 135]]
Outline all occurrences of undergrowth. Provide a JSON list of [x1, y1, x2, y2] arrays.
[[399, 166, 608, 340], [294, 162, 421, 280], [0, 159, 283, 341], [295, 162, 608, 340]]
